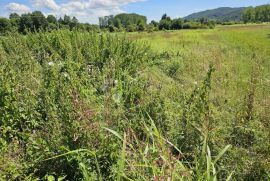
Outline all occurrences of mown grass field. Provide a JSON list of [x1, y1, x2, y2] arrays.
[[0, 24, 269, 180]]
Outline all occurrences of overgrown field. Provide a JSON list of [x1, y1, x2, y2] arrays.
[[0, 24, 269, 180]]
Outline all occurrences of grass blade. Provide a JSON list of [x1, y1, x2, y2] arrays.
[[213, 145, 231, 165]]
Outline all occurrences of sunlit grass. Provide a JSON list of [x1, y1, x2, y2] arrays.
[[1, 24, 269, 180]]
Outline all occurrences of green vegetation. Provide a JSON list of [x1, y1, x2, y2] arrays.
[[157, 14, 216, 30], [99, 13, 147, 32], [0, 12, 99, 35], [185, 4, 270, 24], [242, 4, 270, 23], [129, 25, 270, 180], [184, 7, 246, 22], [1, 3, 269, 36], [0, 11, 215, 36], [0, 23, 269, 180], [100, 13, 216, 32]]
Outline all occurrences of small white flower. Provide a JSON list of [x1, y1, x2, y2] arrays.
[[63, 72, 70, 79], [48, 62, 54, 66], [194, 81, 198, 85], [63, 72, 68, 77]]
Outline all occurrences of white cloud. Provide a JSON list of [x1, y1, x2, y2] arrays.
[[6, 3, 32, 14], [90, 0, 145, 9], [4, 0, 145, 23], [56, 0, 145, 23], [30, 0, 60, 10]]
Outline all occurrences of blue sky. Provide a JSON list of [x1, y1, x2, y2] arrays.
[[124, 0, 270, 21], [1, 0, 269, 23]]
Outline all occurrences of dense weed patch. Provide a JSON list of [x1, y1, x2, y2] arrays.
[[0, 28, 269, 180]]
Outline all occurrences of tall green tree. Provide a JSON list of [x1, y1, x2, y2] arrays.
[[242, 5, 270, 23], [70, 17, 79, 29], [0, 18, 11, 35], [161, 14, 168, 20], [171, 18, 183, 29], [47, 15, 57, 24], [114, 18, 122, 29], [113, 13, 147, 28], [159, 14, 172, 30], [19, 13, 33, 33], [137, 19, 145, 31], [9, 13, 20, 32], [9, 13, 20, 20], [31, 11, 48, 31], [150, 20, 159, 27], [63, 15, 71, 25]]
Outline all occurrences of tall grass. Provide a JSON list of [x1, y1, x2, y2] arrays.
[[0, 25, 269, 180]]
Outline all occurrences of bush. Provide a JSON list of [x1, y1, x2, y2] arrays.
[[126, 24, 136, 32], [108, 25, 115, 32]]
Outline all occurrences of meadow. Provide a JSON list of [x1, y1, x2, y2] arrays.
[[0, 24, 269, 180]]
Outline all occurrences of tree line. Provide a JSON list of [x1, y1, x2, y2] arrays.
[[0, 12, 215, 35], [153, 14, 216, 31], [99, 13, 216, 32], [99, 13, 148, 32], [242, 4, 270, 23], [0, 11, 99, 35], [1, 4, 269, 36]]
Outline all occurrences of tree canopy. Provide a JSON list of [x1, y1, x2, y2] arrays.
[[242, 4, 270, 23], [0, 12, 99, 35], [99, 13, 147, 32]]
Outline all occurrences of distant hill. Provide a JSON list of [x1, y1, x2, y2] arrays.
[[184, 7, 246, 22]]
